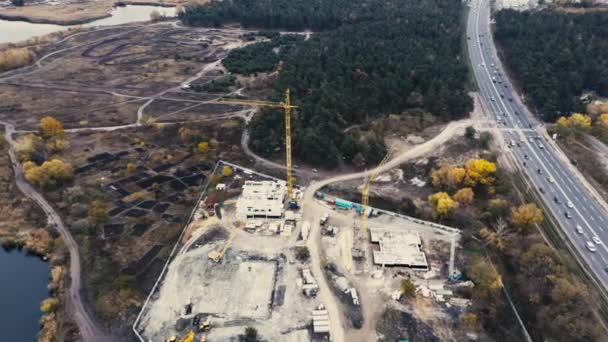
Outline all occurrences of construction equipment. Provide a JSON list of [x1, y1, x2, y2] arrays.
[[217, 89, 298, 200], [361, 147, 395, 235], [166, 330, 195, 342], [208, 227, 239, 262]]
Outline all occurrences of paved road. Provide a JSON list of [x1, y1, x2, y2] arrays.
[[0, 122, 109, 342], [467, 0, 608, 289]]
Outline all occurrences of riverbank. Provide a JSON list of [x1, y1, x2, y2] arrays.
[[0, 137, 71, 341], [0, 0, 183, 26]]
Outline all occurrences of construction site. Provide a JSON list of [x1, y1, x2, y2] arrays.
[[133, 157, 467, 341]]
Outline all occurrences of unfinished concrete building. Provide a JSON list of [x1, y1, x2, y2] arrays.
[[369, 227, 428, 269], [236, 180, 285, 220]]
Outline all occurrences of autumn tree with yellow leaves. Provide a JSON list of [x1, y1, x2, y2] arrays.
[[593, 113, 608, 142], [38, 116, 70, 154], [88, 200, 108, 225], [431, 165, 465, 190], [428, 192, 458, 218], [510, 203, 543, 232], [453, 187, 474, 205], [479, 217, 510, 251], [23, 159, 73, 188], [40, 297, 60, 313], [15, 133, 41, 162], [39, 116, 65, 139], [222, 165, 234, 177], [197, 141, 210, 153], [466, 257, 502, 301], [464, 158, 497, 187], [556, 113, 592, 132]]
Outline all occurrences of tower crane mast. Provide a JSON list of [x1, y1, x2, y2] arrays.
[[217, 89, 297, 200], [361, 147, 395, 235]]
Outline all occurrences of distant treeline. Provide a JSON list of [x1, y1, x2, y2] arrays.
[[181, 0, 472, 167], [495, 9, 608, 121], [179, 0, 393, 31]]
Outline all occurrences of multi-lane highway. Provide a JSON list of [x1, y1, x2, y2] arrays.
[[467, 0, 608, 288]]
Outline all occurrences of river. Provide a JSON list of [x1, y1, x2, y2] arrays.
[[0, 247, 50, 340], [0, 5, 176, 44]]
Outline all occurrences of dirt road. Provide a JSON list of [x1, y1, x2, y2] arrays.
[[300, 118, 475, 341], [0, 121, 110, 342]]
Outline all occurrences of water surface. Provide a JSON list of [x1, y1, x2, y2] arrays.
[[0, 5, 176, 44], [0, 247, 50, 340]]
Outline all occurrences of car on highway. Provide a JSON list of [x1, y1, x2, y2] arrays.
[[567, 200, 574, 208], [565, 212, 573, 219], [539, 186, 545, 194], [576, 224, 583, 234], [553, 196, 561, 204], [538, 143, 544, 149], [537, 168, 543, 174], [548, 176, 555, 183], [586, 241, 597, 252], [592, 235, 602, 245]]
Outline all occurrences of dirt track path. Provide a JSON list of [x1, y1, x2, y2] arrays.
[[300, 118, 476, 341], [0, 121, 110, 342]]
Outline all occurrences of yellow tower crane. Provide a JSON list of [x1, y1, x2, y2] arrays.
[[361, 147, 395, 236], [217, 89, 298, 200]]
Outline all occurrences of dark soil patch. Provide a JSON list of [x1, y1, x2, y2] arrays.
[[152, 202, 170, 214], [137, 200, 158, 209], [181, 173, 205, 186], [136, 174, 173, 189], [131, 223, 151, 236], [124, 208, 147, 218], [103, 223, 124, 238], [122, 244, 163, 275], [376, 308, 439, 342]]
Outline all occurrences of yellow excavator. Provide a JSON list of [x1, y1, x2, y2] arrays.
[[166, 330, 195, 342], [208, 227, 239, 263]]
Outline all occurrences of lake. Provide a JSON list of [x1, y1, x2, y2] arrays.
[[0, 247, 50, 340], [0, 5, 176, 44]]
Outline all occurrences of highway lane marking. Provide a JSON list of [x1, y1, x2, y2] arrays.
[[524, 131, 608, 255], [471, 0, 608, 262], [477, 0, 608, 276], [476, 0, 608, 260]]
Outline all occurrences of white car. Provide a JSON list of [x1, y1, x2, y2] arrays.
[[586, 241, 597, 252], [567, 201, 574, 208], [592, 235, 602, 245], [548, 176, 555, 183], [576, 224, 583, 234]]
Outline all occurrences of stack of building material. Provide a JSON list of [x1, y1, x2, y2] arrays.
[[312, 305, 330, 334]]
